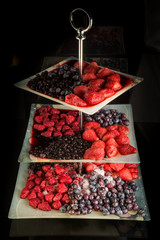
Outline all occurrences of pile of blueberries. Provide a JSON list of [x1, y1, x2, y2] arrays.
[[84, 109, 130, 127], [27, 62, 84, 101], [61, 170, 144, 216]]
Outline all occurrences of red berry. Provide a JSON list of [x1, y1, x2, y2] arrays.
[[105, 80, 122, 91], [57, 183, 68, 193], [55, 166, 65, 175], [27, 191, 37, 200], [33, 124, 45, 131], [65, 94, 87, 107], [82, 129, 99, 142], [38, 202, 51, 211], [35, 115, 44, 123], [118, 168, 133, 181], [29, 198, 41, 209], [118, 144, 137, 155], [83, 91, 105, 106], [95, 127, 107, 139], [115, 135, 130, 145], [109, 163, 125, 172], [86, 163, 96, 172], [99, 88, 115, 98], [107, 73, 121, 82], [84, 62, 99, 74], [53, 193, 63, 201], [82, 73, 97, 82], [45, 193, 54, 203], [20, 188, 30, 199], [105, 145, 119, 158], [84, 121, 101, 130], [52, 200, 62, 210], [25, 181, 35, 190], [96, 67, 112, 78], [73, 85, 88, 98]]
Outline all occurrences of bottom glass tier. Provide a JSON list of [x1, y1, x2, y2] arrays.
[[8, 162, 150, 221]]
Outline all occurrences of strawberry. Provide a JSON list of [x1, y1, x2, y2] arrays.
[[45, 193, 54, 203], [42, 165, 51, 172], [125, 163, 139, 168], [27, 191, 37, 200], [102, 130, 120, 141], [95, 127, 107, 139], [118, 168, 133, 181], [74, 60, 88, 69], [53, 193, 63, 201], [25, 181, 35, 190], [91, 140, 105, 149], [35, 115, 43, 123], [29, 198, 41, 209], [60, 174, 72, 184], [33, 124, 45, 131], [38, 202, 51, 211], [96, 67, 112, 78], [118, 144, 137, 155], [43, 120, 55, 128], [84, 121, 101, 130], [66, 115, 75, 125], [55, 165, 65, 175], [109, 163, 125, 172], [82, 73, 97, 82], [115, 135, 130, 145], [57, 183, 68, 193], [64, 129, 75, 136], [83, 91, 105, 106], [84, 62, 99, 74], [52, 200, 62, 210], [88, 85, 101, 92], [105, 80, 122, 91], [129, 168, 139, 180], [86, 163, 96, 172], [107, 73, 121, 82], [99, 88, 115, 98], [105, 145, 119, 158], [62, 193, 70, 203], [41, 130, 52, 137], [65, 94, 87, 107], [73, 85, 88, 98], [118, 125, 129, 135], [103, 163, 112, 172], [84, 147, 105, 160], [105, 138, 119, 148], [82, 129, 99, 141], [89, 79, 105, 88], [106, 125, 119, 131], [53, 131, 62, 137], [20, 188, 30, 199]]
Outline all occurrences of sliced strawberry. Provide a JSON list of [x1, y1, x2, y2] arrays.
[[83, 91, 105, 106], [118, 125, 129, 135], [105, 80, 122, 91], [65, 94, 87, 107], [73, 85, 88, 98], [82, 73, 97, 82], [125, 163, 139, 168], [91, 140, 105, 149], [105, 138, 119, 148], [95, 127, 108, 139], [84, 62, 99, 74], [118, 168, 133, 181], [106, 145, 119, 158], [38, 202, 51, 211], [109, 163, 125, 172], [118, 144, 137, 155], [96, 67, 112, 78], [82, 129, 99, 141], [103, 163, 112, 172], [84, 121, 101, 130], [85, 163, 96, 172], [115, 135, 130, 145], [84, 147, 105, 160], [89, 78, 105, 88], [102, 130, 120, 141], [107, 73, 121, 82], [99, 88, 115, 98]]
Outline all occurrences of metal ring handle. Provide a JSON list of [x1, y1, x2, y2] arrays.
[[70, 8, 93, 33]]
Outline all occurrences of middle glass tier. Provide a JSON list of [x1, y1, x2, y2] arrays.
[[18, 103, 140, 163]]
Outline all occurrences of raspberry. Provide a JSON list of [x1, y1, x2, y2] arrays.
[[20, 188, 30, 199], [33, 124, 45, 131], [34, 177, 42, 185], [42, 165, 51, 172], [57, 183, 68, 193], [41, 131, 52, 137], [52, 200, 62, 210], [35, 115, 44, 123], [48, 176, 57, 185], [46, 185, 54, 193], [53, 131, 62, 137], [85, 163, 96, 172], [43, 120, 55, 128], [25, 181, 35, 190], [29, 198, 41, 209], [50, 108, 60, 114], [66, 115, 75, 125], [38, 202, 51, 211], [62, 125, 71, 132], [27, 173, 36, 181], [27, 191, 37, 200], [53, 193, 63, 201], [33, 185, 41, 193], [45, 169, 54, 177], [62, 193, 70, 203], [55, 165, 65, 175], [45, 193, 54, 203], [37, 192, 44, 201], [60, 174, 72, 184], [64, 129, 74, 136]]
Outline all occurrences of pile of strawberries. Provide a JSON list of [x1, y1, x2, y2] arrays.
[[20, 164, 76, 211], [82, 121, 137, 160], [65, 61, 132, 107], [33, 105, 79, 138]]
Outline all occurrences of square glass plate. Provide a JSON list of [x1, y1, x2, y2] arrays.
[[17, 103, 140, 163], [8, 163, 150, 221], [14, 57, 143, 115]]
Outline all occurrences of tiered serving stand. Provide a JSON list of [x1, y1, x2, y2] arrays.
[[9, 9, 150, 222]]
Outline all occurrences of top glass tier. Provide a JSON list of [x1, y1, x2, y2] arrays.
[[15, 57, 143, 115]]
